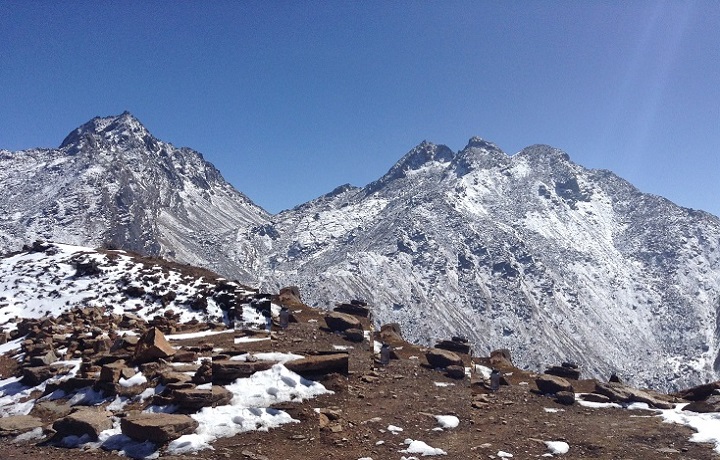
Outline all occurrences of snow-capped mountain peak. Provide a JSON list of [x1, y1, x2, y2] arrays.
[[0, 114, 269, 278], [60, 111, 155, 153]]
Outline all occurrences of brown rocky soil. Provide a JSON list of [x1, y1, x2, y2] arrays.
[[0, 300, 717, 459]]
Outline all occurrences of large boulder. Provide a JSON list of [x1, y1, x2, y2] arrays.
[[324, 312, 362, 332], [445, 365, 466, 379], [555, 391, 576, 405], [52, 408, 113, 440], [535, 374, 574, 395], [682, 395, 720, 413], [674, 381, 720, 401], [120, 413, 198, 443], [594, 382, 674, 409], [425, 348, 463, 369], [133, 327, 176, 363], [279, 286, 302, 305], [21, 366, 57, 386]]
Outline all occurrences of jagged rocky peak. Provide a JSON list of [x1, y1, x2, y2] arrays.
[[464, 136, 502, 152], [515, 144, 571, 163], [60, 111, 156, 152], [382, 141, 454, 180], [396, 140, 454, 169], [452, 136, 508, 174]]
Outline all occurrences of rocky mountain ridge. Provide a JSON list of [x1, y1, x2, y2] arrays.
[[251, 138, 720, 391], [1, 113, 719, 391]]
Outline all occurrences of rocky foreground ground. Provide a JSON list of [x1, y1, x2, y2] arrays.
[[0, 287, 718, 459]]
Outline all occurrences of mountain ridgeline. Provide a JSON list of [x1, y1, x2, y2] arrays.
[[1, 113, 719, 391]]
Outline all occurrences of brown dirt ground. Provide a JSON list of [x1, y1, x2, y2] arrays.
[[0, 303, 717, 459]]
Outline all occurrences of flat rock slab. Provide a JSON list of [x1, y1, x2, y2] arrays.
[[594, 381, 674, 409], [52, 408, 112, 440], [30, 400, 73, 421], [121, 413, 198, 443], [535, 374, 574, 395], [284, 353, 349, 376], [172, 386, 233, 410], [0, 415, 44, 436], [212, 360, 274, 384]]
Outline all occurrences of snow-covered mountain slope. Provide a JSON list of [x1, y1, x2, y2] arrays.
[[0, 112, 268, 280], [250, 139, 720, 391], [0, 242, 265, 330], [2, 115, 719, 391]]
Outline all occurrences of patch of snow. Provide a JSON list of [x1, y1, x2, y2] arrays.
[[473, 364, 492, 379], [0, 337, 23, 355], [387, 424, 404, 434], [14, 427, 44, 442], [575, 398, 622, 409], [545, 441, 570, 455], [433, 382, 454, 387], [234, 336, 271, 344], [118, 372, 148, 388], [228, 352, 304, 364], [165, 364, 331, 453], [659, 404, 720, 453], [434, 415, 459, 429], [400, 438, 447, 456], [165, 330, 234, 340]]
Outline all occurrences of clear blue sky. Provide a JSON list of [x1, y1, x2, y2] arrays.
[[1, 1, 718, 216]]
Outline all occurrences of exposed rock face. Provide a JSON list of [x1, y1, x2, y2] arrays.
[[120, 413, 199, 443], [673, 381, 720, 401]]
